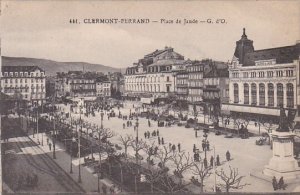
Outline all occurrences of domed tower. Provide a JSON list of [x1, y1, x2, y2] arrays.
[[233, 28, 254, 66]]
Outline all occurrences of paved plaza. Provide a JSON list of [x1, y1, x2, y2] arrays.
[[56, 100, 300, 193]]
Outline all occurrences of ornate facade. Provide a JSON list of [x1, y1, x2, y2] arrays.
[[224, 28, 300, 120], [0, 66, 46, 105], [124, 47, 186, 100]]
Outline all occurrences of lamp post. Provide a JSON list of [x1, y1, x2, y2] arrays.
[[78, 99, 83, 183], [97, 125, 102, 193], [36, 103, 40, 145], [53, 114, 56, 159], [70, 137, 76, 174], [203, 131, 208, 160], [100, 110, 104, 129], [135, 116, 139, 165]]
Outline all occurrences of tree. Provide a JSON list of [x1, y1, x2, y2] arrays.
[[216, 166, 249, 193], [171, 151, 193, 185], [190, 160, 212, 192], [155, 146, 173, 171], [144, 168, 166, 193], [118, 134, 133, 158], [130, 139, 147, 164], [160, 174, 190, 194], [143, 141, 156, 167]]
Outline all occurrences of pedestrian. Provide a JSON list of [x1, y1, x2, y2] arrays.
[[102, 184, 107, 194], [169, 143, 172, 151], [158, 136, 161, 145], [148, 120, 151, 127], [123, 123, 125, 129], [195, 130, 198, 138], [49, 142, 52, 151], [147, 131, 150, 139], [178, 143, 181, 152], [156, 129, 159, 136], [278, 176, 285, 190], [144, 132, 147, 139], [172, 144, 176, 152], [193, 144, 196, 153], [226, 150, 231, 161], [272, 176, 278, 191], [210, 156, 214, 167], [161, 137, 164, 145], [216, 155, 220, 166], [207, 141, 210, 151]]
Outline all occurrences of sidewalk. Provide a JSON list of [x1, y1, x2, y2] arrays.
[[28, 132, 122, 193]]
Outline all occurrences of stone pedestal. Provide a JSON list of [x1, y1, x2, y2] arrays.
[[263, 131, 300, 180]]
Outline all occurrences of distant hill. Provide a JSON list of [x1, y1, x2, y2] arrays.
[[2, 56, 121, 76]]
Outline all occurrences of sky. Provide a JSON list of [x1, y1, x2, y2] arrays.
[[1, 0, 299, 68]]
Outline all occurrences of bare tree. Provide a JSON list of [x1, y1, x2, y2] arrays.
[[160, 174, 190, 194], [143, 141, 156, 167], [118, 134, 133, 158], [190, 160, 212, 192], [171, 151, 193, 184], [155, 146, 173, 171], [144, 168, 166, 193], [130, 139, 147, 164], [216, 166, 249, 193]]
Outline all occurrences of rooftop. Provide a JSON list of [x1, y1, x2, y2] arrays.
[[1, 66, 44, 73]]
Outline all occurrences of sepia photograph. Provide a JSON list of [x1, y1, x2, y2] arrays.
[[0, 0, 300, 194]]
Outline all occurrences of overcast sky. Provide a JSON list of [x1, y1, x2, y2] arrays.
[[1, 1, 299, 68]]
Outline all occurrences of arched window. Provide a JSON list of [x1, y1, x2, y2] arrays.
[[268, 83, 274, 107], [251, 83, 257, 105], [277, 83, 283, 107], [259, 83, 265, 106], [287, 83, 294, 108], [233, 83, 239, 103], [244, 83, 249, 104]]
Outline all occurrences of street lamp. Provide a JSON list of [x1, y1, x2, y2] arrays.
[[202, 131, 209, 160], [78, 101, 83, 183], [135, 116, 139, 165], [53, 114, 57, 159], [70, 136, 76, 174], [100, 109, 104, 129]]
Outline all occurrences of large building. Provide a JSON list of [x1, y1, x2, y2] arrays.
[[223, 28, 300, 122], [203, 61, 229, 118], [56, 71, 97, 97], [186, 61, 204, 112], [0, 66, 46, 105], [124, 47, 186, 101], [96, 80, 111, 97]]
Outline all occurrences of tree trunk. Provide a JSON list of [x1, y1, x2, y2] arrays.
[[151, 183, 154, 193], [200, 178, 204, 192]]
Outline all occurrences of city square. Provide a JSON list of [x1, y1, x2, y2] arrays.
[[1, 1, 300, 194]]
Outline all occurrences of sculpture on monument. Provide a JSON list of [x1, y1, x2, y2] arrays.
[[276, 107, 289, 132]]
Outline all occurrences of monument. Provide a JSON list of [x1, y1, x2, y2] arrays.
[[263, 107, 300, 180]]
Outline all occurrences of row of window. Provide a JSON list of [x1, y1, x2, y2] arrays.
[[4, 78, 44, 84], [3, 72, 44, 77], [3, 88, 45, 93], [189, 74, 203, 80], [126, 76, 170, 83], [187, 65, 203, 72], [233, 83, 294, 108], [189, 81, 203, 88], [126, 84, 161, 92], [233, 70, 294, 78]]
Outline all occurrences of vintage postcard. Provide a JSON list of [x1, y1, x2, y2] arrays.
[[1, 0, 300, 194]]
